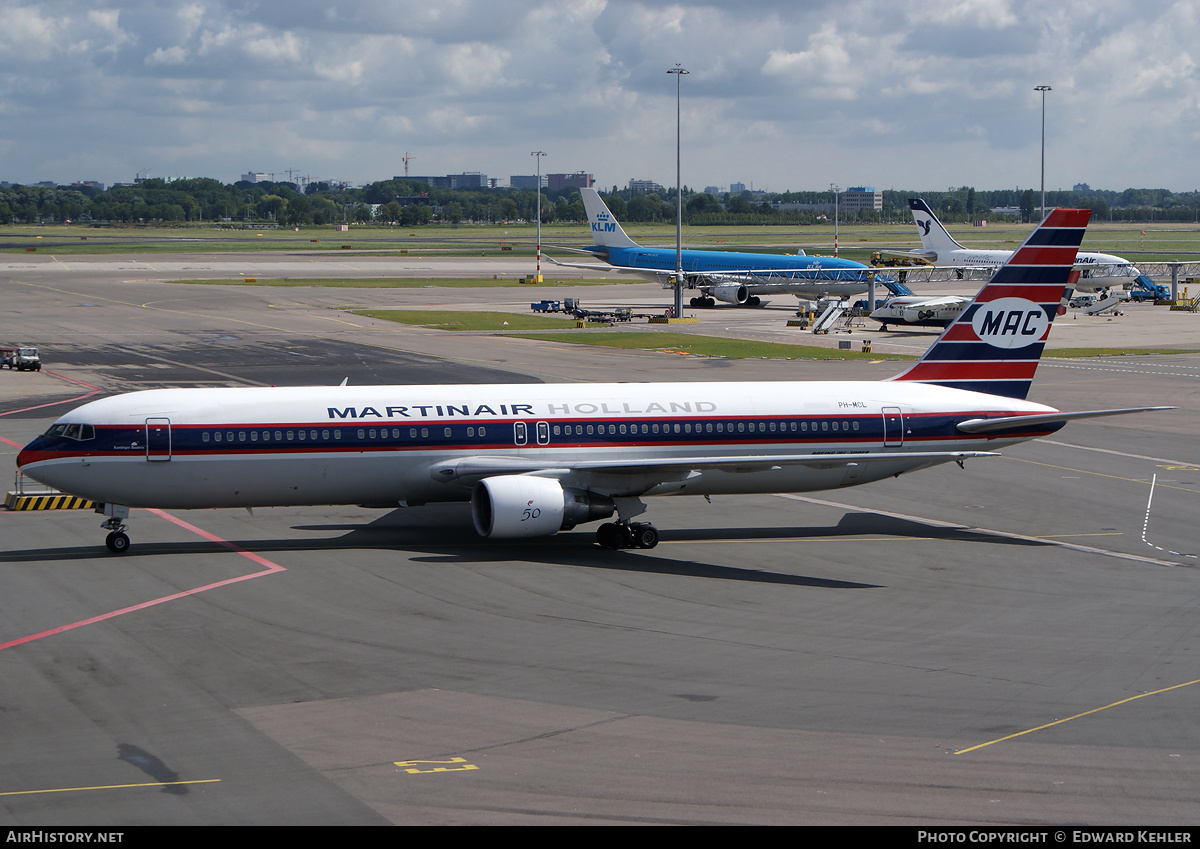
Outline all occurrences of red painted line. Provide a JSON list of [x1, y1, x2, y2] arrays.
[[0, 370, 102, 419], [0, 435, 20, 448], [0, 509, 285, 651]]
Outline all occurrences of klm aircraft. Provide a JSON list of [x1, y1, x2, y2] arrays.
[[548, 189, 906, 307]]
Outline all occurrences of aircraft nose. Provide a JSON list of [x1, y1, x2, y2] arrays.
[[16, 441, 43, 470]]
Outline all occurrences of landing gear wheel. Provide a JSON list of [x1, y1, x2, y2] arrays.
[[105, 531, 130, 554], [701, 297, 715, 308], [629, 523, 659, 549], [747, 296, 761, 307], [596, 522, 628, 550]]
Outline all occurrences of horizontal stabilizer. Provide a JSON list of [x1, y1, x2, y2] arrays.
[[956, 406, 1175, 434]]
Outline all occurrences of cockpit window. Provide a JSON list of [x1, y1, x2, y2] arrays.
[[42, 423, 94, 441]]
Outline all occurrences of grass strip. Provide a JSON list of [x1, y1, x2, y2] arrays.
[[351, 309, 578, 331], [509, 330, 912, 360]]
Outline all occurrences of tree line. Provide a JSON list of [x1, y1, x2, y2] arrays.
[[2, 178, 1197, 226]]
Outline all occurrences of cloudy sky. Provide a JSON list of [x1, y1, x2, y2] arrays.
[[2, 0, 1197, 192]]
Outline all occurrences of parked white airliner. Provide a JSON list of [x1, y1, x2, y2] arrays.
[[17, 208, 1167, 553], [903, 198, 1138, 293], [869, 294, 970, 331]]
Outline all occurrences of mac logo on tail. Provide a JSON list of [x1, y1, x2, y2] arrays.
[[971, 298, 1049, 349]]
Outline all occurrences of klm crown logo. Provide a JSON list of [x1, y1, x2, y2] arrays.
[[592, 212, 617, 233]]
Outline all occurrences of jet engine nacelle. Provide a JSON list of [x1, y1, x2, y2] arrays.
[[709, 282, 749, 305], [470, 476, 615, 539]]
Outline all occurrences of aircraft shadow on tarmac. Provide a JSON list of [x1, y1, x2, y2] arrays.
[[2, 505, 1048, 590]]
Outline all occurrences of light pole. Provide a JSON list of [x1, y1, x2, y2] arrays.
[[667, 64, 688, 318], [1035, 85, 1051, 221], [830, 183, 841, 258], [531, 150, 546, 283]]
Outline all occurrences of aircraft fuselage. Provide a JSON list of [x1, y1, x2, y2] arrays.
[[18, 381, 1059, 511]]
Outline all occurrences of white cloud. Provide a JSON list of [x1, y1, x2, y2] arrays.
[[242, 30, 305, 64], [0, 0, 1198, 191], [146, 45, 188, 66]]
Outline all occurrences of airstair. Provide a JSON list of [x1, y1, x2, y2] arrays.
[[1084, 293, 1126, 316], [812, 300, 847, 333]]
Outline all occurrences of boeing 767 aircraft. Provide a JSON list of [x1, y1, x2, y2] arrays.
[[18, 207, 1167, 553]]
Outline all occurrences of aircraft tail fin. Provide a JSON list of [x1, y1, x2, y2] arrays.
[[909, 198, 967, 259], [891, 207, 1091, 399], [580, 188, 638, 250]]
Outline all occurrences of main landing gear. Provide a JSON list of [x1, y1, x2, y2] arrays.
[[688, 296, 762, 308], [595, 521, 660, 550]]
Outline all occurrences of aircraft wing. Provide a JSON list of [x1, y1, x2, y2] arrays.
[[700, 267, 875, 280], [543, 254, 666, 279], [876, 249, 937, 264], [430, 450, 998, 485], [893, 296, 970, 309]]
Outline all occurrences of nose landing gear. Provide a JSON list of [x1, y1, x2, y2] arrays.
[[105, 527, 130, 553], [97, 504, 131, 554]]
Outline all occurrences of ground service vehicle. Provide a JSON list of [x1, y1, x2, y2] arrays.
[[0, 346, 40, 371]]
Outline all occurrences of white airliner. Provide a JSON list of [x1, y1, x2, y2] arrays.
[[869, 294, 970, 331], [17, 208, 1167, 554], [903, 198, 1138, 294], [546, 188, 911, 306]]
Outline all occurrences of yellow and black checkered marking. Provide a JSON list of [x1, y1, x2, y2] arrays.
[[4, 492, 94, 511]]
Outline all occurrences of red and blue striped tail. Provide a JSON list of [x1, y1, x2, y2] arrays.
[[891, 207, 1091, 399]]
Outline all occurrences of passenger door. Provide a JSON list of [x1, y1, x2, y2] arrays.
[[145, 417, 172, 461]]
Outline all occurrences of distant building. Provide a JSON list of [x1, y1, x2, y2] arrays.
[[730, 182, 746, 194], [241, 172, 270, 183], [628, 178, 664, 194], [511, 174, 547, 190], [72, 180, 106, 192], [842, 186, 882, 213], [547, 172, 593, 190], [703, 186, 720, 195], [411, 173, 489, 190]]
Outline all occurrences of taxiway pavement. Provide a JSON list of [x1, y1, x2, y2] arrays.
[[0, 252, 1197, 825]]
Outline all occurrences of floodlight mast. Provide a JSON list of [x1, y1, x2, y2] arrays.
[[532, 150, 546, 283], [667, 64, 688, 319], [1035, 85, 1052, 220]]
